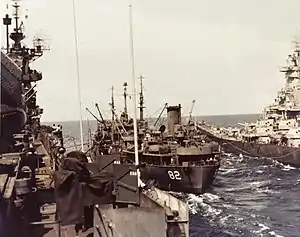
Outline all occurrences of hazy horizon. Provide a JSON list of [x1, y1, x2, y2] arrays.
[[2, 0, 300, 122]]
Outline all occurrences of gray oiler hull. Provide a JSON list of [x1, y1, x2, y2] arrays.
[[198, 126, 300, 168], [140, 165, 220, 194]]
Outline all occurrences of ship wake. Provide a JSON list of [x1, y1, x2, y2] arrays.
[[188, 153, 300, 237]]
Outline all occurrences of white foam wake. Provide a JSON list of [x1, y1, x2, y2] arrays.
[[273, 160, 297, 171]]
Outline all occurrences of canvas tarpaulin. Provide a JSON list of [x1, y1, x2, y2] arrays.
[[53, 157, 114, 226]]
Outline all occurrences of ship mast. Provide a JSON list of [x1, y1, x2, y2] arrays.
[[128, 4, 140, 180], [110, 86, 115, 142], [72, 0, 84, 152], [3, 1, 25, 55], [123, 82, 128, 118], [293, 38, 300, 68], [10, 1, 24, 51], [110, 86, 115, 121], [138, 75, 145, 122]]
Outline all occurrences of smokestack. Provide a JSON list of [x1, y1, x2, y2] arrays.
[[167, 104, 181, 136]]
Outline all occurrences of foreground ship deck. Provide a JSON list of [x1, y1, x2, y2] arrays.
[[1, 131, 190, 237]]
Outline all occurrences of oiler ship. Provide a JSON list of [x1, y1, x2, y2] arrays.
[[198, 39, 300, 168], [1, 2, 189, 237], [89, 78, 221, 194]]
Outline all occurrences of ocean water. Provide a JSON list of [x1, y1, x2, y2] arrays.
[[45, 114, 300, 237]]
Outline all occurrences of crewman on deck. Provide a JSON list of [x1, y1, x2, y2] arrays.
[[52, 124, 57, 130]]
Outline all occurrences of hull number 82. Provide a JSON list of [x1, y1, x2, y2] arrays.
[[167, 170, 182, 180]]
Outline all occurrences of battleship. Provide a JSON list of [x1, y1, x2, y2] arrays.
[[0, 2, 189, 237], [89, 79, 221, 194], [197, 39, 300, 168]]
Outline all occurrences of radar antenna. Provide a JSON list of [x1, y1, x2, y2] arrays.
[[32, 34, 50, 59]]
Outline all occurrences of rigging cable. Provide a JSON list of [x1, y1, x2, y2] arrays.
[[145, 103, 166, 123], [71, 0, 84, 152], [128, 4, 139, 165], [128, 4, 142, 187]]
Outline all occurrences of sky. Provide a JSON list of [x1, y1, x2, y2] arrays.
[[1, 0, 300, 122]]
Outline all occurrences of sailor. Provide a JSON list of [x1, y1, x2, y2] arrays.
[[93, 130, 101, 142], [128, 118, 133, 125], [57, 125, 63, 146], [55, 125, 61, 133], [141, 142, 144, 151], [102, 128, 109, 140]]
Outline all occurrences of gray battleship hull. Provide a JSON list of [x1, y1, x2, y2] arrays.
[[221, 140, 300, 167], [198, 125, 300, 168], [140, 165, 220, 194]]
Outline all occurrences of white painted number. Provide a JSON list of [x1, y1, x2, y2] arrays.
[[167, 171, 182, 180]]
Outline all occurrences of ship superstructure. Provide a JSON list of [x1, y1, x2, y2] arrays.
[[239, 41, 300, 145], [198, 38, 300, 167]]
